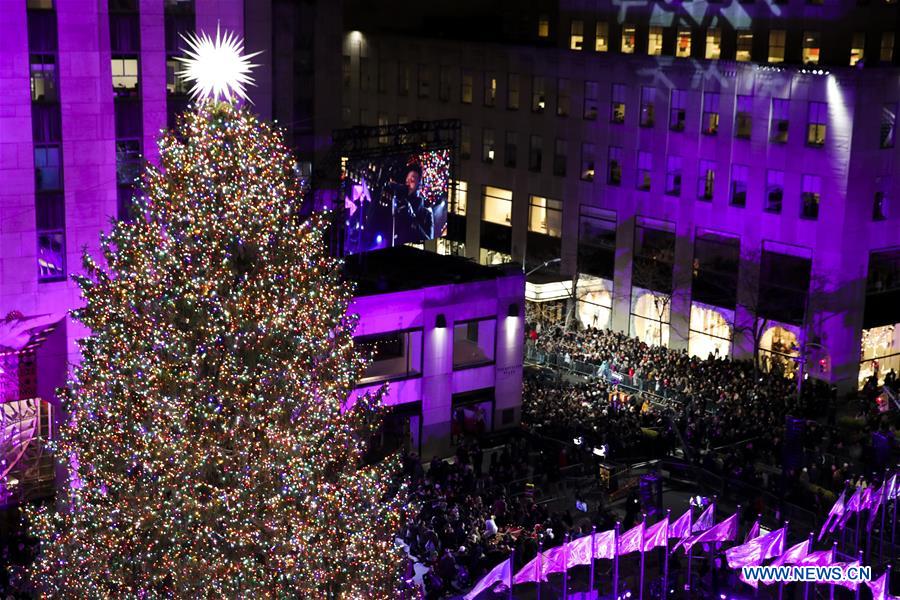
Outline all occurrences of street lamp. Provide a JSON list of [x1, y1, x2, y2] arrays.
[[525, 257, 561, 277]]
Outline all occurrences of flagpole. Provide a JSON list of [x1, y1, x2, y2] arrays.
[[563, 533, 569, 600], [709, 499, 717, 598], [891, 494, 897, 563], [508, 549, 514, 600], [829, 541, 838, 600], [778, 521, 789, 600], [803, 532, 813, 600], [613, 521, 620, 600], [639, 514, 646, 600], [663, 509, 671, 600], [686, 507, 693, 597], [589, 525, 596, 595], [855, 550, 863, 600], [879, 472, 887, 563], [536, 540, 542, 600]]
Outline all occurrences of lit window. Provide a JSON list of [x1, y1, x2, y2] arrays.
[[461, 71, 472, 104], [111, 57, 139, 90], [676, 27, 692, 58], [529, 135, 542, 172], [484, 73, 496, 107], [873, 177, 890, 221], [622, 24, 636, 54], [801, 174, 821, 219], [881, 32, 895, 63], [698, 160, 715, 200], [377, 114, 389, 145], [637, 151, 652, 191], [802, 31, 821, 64], [482, 186, 513, 225], [610, 83, 626, 124], [851, 32, 865, 66], [669, 89, 687, 131], [451, 180, 468, 215], [648, 26, 663, 56], [705, 28, 721, 59], [640, 86, 655, 127], [806, 101, 827, 147], [596, 22, 609, 52], [768, 30, 786, 63], [30, 55, 58, 102], [557, 78, 570, 116], [583, 81, 599, 120], [771, 98, 790, 143], [736, 30, 753, 61], [532, 76, 546, 112], [731, 165, 748, 207], [28, 0, 54, 8], [165, 58, 189, 94], [507, 73, 519, 109], [702, 92, 719, 135], [553, 139, 567, 176], [581, 143, 596, 181], [482, 129, 495, 163], [505, 132, 517, 168], [666, 156, 682, 196], [881, 103, 897, 148], [528, 196, 563, 237], [735, 95, 752, 139], [766, 170, 784, 213], [37, 231, 65, 281], [570, 20, 584, 50], [538, 15, 550, 38], [608, 146, 622, 185]]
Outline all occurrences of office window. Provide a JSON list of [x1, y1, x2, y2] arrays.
[[553, 139, 567, 176], [807, 101, 827, 147], [735, 95, 752, 139], [505, 132, 517, 168], [417, 65, 430, 98], [584, 81, 599, 119], [32, 104, 61, 144], [529, 135, 543, 172], [666, 156, 682, 196], [438, 65, 450, 101], [873, 177, 890, 221], [29, 55, 58, 102], [461, 71, 473, 104], [608, 146, 622, 185], [705, 28, 721, 59], [461, 126, 471, 159], [482, 129, 495, 163], [557, 79, 570, 116], [702, 92, 719, 135], [769, 30, 786, 63], [731, 165, 748, 207], [482, 186, 513, 225], [611, 83, 626, 123], [622, 24, 636, 54], [881, 103, 897, 148], [736, 30, 753, 61], [570, 20, 584, 50], [771, 98, 790, 143], [648, 26, 663, 56], [37, 229, 65, 281], [377, 113, 389, 144], [581, 143, 596, 181], [116, 140, 142, 186], [640, 86, 655, 127], [766, 170, 784, 213], [529, 196, 563, 236], [851, 32, 865, 66], [669, 89, 687, 131], [698, 160, 715, 200], [451, 180, 468, 215], [34, 146, 61, 191], [538, 15, 550, 38], [532, 76, 546, 112], [398, 63, 410, 96], [801, 175, 821, 219], [676, 27, 692, 58], [882, 32, 895, 63], [111, 57, 139, 90], [802, 31, 821, 64], [596, 22, 609, 52], [166, 57, 189, 95], [637, 151, 652, 191], [507, 73, 520, 109], [28, 0, 55, 8], [453, 320, 496, 369], [483, 73, 497, 107]]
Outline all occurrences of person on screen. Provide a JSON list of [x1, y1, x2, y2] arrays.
[[393, 164, 434, 242]]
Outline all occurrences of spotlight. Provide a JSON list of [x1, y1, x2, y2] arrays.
[[435, 314, 447, 329], [375, 234, 383, 244]]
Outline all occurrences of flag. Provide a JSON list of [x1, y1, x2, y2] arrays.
[[795, 548, 835, 566], [818, 490, 846, 541], [692, 504, 715, 532], [749, 539, 811, 588], [838, 487, 863, 528], [868, 484, 886, 530], [668, 509, 691, 539], [745, 519, 760, 543], [868, 571, 889, 600], [680, 513, 738, 553], [593, 529, 616, 560], [465, 556, 513, 600], [831, 561, 861, 591], [617, 522, 644, 556], [543, 546, 567, 576], [725, 527, 787, 568], [885, 473, 898, 500], [566, 535, 594, 569], [642, 517, 669, 551], [514, 552, 549, 585]]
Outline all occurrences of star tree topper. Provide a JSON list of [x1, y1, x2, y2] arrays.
[[175, 24, 261, 103]]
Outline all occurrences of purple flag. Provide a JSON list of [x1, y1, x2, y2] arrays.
[[838, 487, 863, 528], [725, 526, 786, 568], [831, 561, 861, 591], [566, 535, 594, 569], [543, 546, 567, 576], [592, 529, 616, 560], [668, 509, 691, 539], [749, 539, 811, 588], [744, 519, 760, 543], [886, 473, 898, 500], [867, 484, 886, 530], [464, 556, 513, 600], [617, 522, 644, 556], [513, 553, 547, 585], [795, 548, 835, 566], [867, 572, 889, 600], [818, 490, 846, 540], [642, 517, 669, 551], [680, 513, 738, 553], [692, 504, 715, 533]]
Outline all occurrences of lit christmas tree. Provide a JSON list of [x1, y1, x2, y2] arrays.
[[25, 32, 408, 598]]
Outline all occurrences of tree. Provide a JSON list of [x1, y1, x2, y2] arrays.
[[24, 102, 407, 598]]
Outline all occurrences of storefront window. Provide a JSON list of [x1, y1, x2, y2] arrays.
[[859, 323, 900, 387], [577, 275, 613, 330], [630, 287, 670, 347], [688, 303, 733, 358], [759, 325, 799, 378]]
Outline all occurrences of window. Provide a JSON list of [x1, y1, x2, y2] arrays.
[[505, 132, 517, 168], [359, 57, 371, 92], [484, 73, 496, 107], [873, 177, 890, 221], [507, 73, 519, 109], [111, 57, 139, 90], [417, 65, 430, 98], [735, 95, 752, 139], [608, 146, 622, 185], [538, 15, 550, 38], [482, 129, 495, 163], [583, 81, 599, 119], [451, 180, 468, 215], [37, 230, 65, 281], [669, 89, 686, 131], [461, 71, 473, 104], [801, 175, 821, 219], [529, 196, 563, 236], [698, 160, 715, 200], [532, 77, 546, 112], [851, 32, 865, 66], [438, 65, 450, 101], [736, 30, 753, 61], [341, 54, 351, 89], [705, 28, 721, 59], [557, 78, 570, 116], [766, 170, 784, 213], [165, 58, 189, 94], [702, 92, 719, 135], [769, 30, 786, 63], [882, 32, 895, 63], [529, 135, 543, 172], [881, 103, 896, 148], [622, 23, 636, 53], [570, 20, 584, 50], [116, 140, 142, 185], [32, 104, 61, 143], [581, 143, 596, 181], [731, 165, 748, 207], [676, 27, 692, 58], [611, 83, 626, 123], [596, 22, 609, 52], [648, 26, 663, 56], [398, 63, 410, 95], [35, 192, 64, 235], [461, 126, 471, 159], [29, 55, 58, 102], [34, 145, 61, 191], [28, 0, 54, 7], [637, 151, 652, 191], [482, 186, 512, 225], [377, 60, 387, 93], [807, 101, 827, 147], [802, 31, 821, 64], [640, 86, 655, 127], [771, 98, 790, 143], [553, 139, 567, 176], [377, 113, 389, 145], [666, 156, 682, 196], [453, 319, 496, 369]]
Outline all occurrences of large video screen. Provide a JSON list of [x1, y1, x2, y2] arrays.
[[342, 149, 450, 254]]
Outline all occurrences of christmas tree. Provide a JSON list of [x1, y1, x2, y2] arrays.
[[25, 100, 408, 598]]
